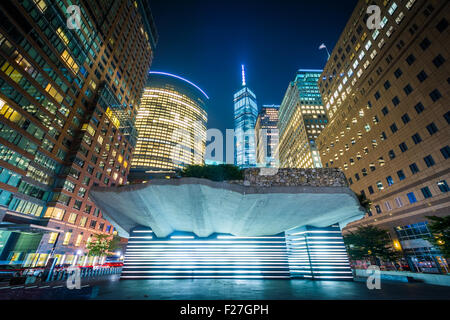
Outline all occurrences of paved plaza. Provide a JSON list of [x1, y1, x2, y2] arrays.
[[0, 275, 449, 300]]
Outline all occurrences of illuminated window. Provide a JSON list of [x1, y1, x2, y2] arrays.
[[60, 50, 79, 74], [79, 216, 87, 227], [45, 83, 63, 103], [45, 207, 65, 220], [33, 0, 47, 12], [406, 0, 416, 10], [395, 12, 405, 24], [48, 232, 58, 244], [56, 27, 69, 45], [68, 213, 77, 224], [75, 234, 83, 247], [1, 62, 23, 83], [62, 232, 72, 245]]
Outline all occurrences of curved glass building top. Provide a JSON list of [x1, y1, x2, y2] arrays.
[[132, 72, 208, 171], [149, 71, 209, 101]]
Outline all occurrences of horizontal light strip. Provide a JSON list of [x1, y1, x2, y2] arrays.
[[128, 241, 287, 244], [311, 263, 349, 265], [290, 231, 341, 236], [289, 246, 345, 249], [129, 236, 154, 239], [126, 260, 289, 266], [126, 248, 288, 252], [127, 245, 288, 248], [122, 270, 289, 274], [124, 266, 290, 269], [313, 276, 354, 279], [290, 248, 346, 252], [125, 257, 290, 260], [121, 276, 290, 279], [133, 230, 153, 233], [310, 266, 350, 269], [216, 236, 285, 239], [170, 236, 195, 239], [125, 255, 289, 258], [306, 237, 344, 239], [127, 244, 288, 248], [311, 271, 353, 274], [303, 241, 345, 244]]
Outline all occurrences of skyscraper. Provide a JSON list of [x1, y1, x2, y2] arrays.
[[234, 65, 258, 167], [0, 0, 157, 267], [316, 0, 449, 272], [255, 105, 279, 167], [130, 71, 208, 181], [278, 70, 328, 168]]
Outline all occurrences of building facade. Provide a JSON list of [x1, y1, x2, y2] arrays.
[[234, 65, 258, 168], [315, 0, 449, 272], [0, 0, 157, 267], [130, 71, 208, 180], [255, 105, 279, 167], [278, 70, 328, 168]]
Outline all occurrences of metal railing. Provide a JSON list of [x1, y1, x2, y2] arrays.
[[46, 266, 122, 282]]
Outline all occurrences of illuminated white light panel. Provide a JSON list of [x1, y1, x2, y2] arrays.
[[286, 226, 352, 280], [122, 227, 353, 280], [122, 230, 290, 279]]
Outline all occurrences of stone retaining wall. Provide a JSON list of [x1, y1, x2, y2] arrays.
[[228, 168, 348, 187]]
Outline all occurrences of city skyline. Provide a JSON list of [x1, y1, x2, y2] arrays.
[[0, 0, 448, 306], [148, 0, 358, 134]]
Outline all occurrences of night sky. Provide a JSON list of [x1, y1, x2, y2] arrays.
[[148, 0, 358, 134]]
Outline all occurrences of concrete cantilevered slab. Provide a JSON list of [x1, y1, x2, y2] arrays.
[[89, 168, 365, 238]]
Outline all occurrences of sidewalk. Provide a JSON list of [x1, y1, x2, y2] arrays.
[[0, 272, 121, 287], [0, 274, 120, 299], [354, 269, 450, 287]]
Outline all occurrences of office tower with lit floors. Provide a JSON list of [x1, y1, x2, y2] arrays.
[[255, 105, 279, 167], [0, 0, 157, 267], [234, 65, 258, 168], [315, 0, 449, 272], [129, 71, 208, 182], [278, 70, 328, 168]]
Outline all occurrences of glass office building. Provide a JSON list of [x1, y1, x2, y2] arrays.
[[316, 0, 449, 272], [0, 0, 157, 266], [255, 105, 279, 167], [279, 70, 328, 168], [130, 71, 208, 178], [234, 65, 258, 167]]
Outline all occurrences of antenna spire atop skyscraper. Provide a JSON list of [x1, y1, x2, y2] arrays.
[[241, 64, 246, 86]]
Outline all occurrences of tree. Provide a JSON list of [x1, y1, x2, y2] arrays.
[[343, 226, 400, 265], [425, 215, 450, 258], [86, 234, 120, 257], [180, 164, 243, 181]]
